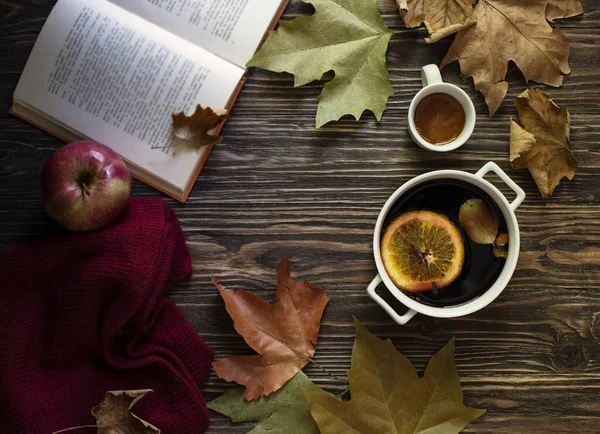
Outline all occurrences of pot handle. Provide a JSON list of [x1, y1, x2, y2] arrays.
[[367, 275, 417, 325], [475, 162, 526, 211]]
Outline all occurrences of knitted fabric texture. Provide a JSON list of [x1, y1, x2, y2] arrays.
[[0, 199, 213, 433]]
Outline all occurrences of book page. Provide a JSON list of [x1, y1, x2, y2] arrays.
[[14, 0, 244, 191], [109, 0, 284, 67]]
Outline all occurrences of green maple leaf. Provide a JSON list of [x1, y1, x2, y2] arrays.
[[247, 0, 394, 128], [208, 371, 336, 433], [305, 318, 486, 433]]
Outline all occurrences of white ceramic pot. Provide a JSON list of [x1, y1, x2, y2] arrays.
[[367, 162, 526, 324]]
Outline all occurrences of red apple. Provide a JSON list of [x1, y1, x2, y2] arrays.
[[41, 141, 132, 232]]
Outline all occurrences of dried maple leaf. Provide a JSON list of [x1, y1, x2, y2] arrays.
[[91, 390, 160, 433], [212, 258, 329, 400], [305, 318, 485, 433], [397, 0, 477, 43], [546, 0, 584, 22], [171, 105, 228, 150], [510, 88, 577, 197], [441, 0, 581, 116]]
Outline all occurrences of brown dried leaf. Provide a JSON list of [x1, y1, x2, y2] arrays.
[[441, 0, 580, 116], [397, 0, 477, 43], [495, 233, 509, 247], [91, 390, 160, 434], [510, 88, 577, 197], [212, 258, 330, 400], [546, 0, 584, 22], [493, 246, 509, 259], [171, 105, 228, 150], [459, 199, 498, 245]]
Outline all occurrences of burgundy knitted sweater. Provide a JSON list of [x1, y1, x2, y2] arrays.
[[0, 199, 213, 433]]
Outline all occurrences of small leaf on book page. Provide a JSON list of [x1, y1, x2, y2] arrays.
[[172, 105, 228, 151]]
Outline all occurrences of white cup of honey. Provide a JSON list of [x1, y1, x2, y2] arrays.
[[408, 64, 476, 152]]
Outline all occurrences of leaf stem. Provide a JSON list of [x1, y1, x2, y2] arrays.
[[308, 357, 347, 383], [392, 27, 426, 35], [52, 426, 98, 434]]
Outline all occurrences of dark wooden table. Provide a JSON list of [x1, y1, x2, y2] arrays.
[[2, 0, 600, 432]]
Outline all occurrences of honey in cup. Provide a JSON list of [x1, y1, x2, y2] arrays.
[[414, 93, 466, 145]]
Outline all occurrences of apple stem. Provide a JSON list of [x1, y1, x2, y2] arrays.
[[82, 183, 91, 196]]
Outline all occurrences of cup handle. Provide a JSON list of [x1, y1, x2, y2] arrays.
[[421, 64, 443, 87], [475, 162, 526, 211], [367, 275, 417, 325]]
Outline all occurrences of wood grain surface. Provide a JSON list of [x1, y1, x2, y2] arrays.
[[2, 0, 600, 432]]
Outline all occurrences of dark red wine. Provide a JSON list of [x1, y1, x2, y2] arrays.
[[381, 180, 507, 307]]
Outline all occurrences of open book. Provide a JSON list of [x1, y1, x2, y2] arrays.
[[12, 0, 288, 201]]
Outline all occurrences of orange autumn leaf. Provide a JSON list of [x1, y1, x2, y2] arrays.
[[212, 258, 329, 400], [171, 105, 228, 150]]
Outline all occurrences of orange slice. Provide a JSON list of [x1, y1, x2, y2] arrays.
[[381, 211, 465, 292]]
